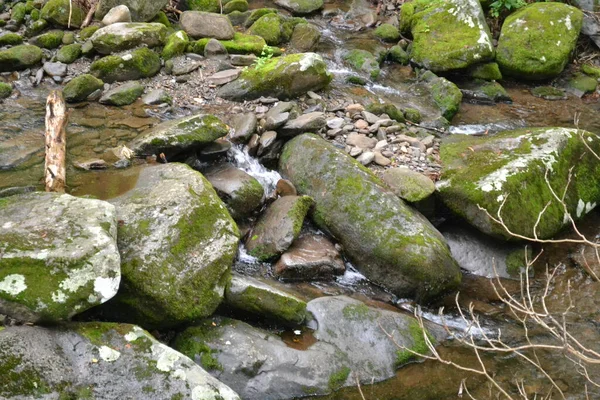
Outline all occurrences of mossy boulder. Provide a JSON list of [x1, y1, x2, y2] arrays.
[[496, 2, 583, 80], [382, 167, 435, 202], [343, 49, 380, 80], [95, 0, 168, 21], [224, 273, 307, 325], [11, 2, 27, 24], [186, 0, 220, 12], [101, 163, 240, 329], [0, 323, 241, 399], [461, 79, 511, 103], [374, 23, 400, 42], [274, 0, 323, 15], [223, 0, 248, 14], [0, 82, 12, 99], [566, 72, 598, 95], [366, 102, 405, 122], [189, 32, 268, 56], [30, 29, 64, 49], [420, 70, 462, 121], [90, 47, 161, 83], [90, 22, 168, 54], [245, 7, 277, 28], [55, 43, 81, 63], [402, 0, 494, 72], [25, 19, 48, 36], [218, 52, 332, 101], [437, 127, 600, 240], [0, 193, 121, 323], [248, 13, 305, 45], [290, 22, 320, 51], [530, 86, 567, 100], [279, 134, 461, 301], [99, 81, 144, 106], [204, 163, 264, 220], [388, 45, 410, 65], [0, 33, 23, 46], [468, 62, 502, 81], [0, 44, 42, 72], [63, 74, 104, 102], [162, 30, 189, 60], [129, 113, 229, 158], [40, 0, 84, 27], [245, 195, 314, 261], [79, 25, 99, 40], [180, 11, 235, 40]]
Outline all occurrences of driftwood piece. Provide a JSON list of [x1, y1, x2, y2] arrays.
[[81, 0, 98, 28], [44, 90, 68, 193]]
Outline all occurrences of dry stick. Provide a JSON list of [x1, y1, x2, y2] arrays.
[[44, 90, 68, 193], [81, 0, 98, 29], [68, 0, 73, 28]]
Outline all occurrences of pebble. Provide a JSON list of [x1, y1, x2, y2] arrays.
[[354, 119, 369, 130], [373, 152, 391, 166], [357, 151, 375, 165], [349, 147, 362, 157], [327, 117, 345, 129]]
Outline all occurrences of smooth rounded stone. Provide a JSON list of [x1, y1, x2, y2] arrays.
[[224, 0, 249, 14], [102, 164, 239, 328], [245, 195, 314, 261], [228, 112, 257, 143], [219, 53, 332, 101], [41, 0, 84, 27], [90, 22, 167, 54], [0, 32, 23, 46], [0, 192, 121, 323], [327, 117, 344, 130], [63, 74, 104, 102], [354, 119, 368, 130], [290, 22, 320, 51], [280, 134, 461, 301], [207, 68, 241, 85], [461, 80, 512, 103], [247, 133, 260, 155], [0, 44, 42, 72], [230, 53, 256, 66], [42, 61, 67, 77], [343, 49, 380, 80], [421, 135, 435, 148], [204, 163, 264, 219], [102, 4, 132, 24], [280, 111, 326, 137], [419, 70, 462, 121], [258, 130, 277, 155], [274, 0, 323, 15], [274, 234, 345, 281], [531, 86, 568, 100], [204, 37, 228, 59], [129, 114, 229, 158], [349, 146, 362, 157], [90, 48, 161, 83], [356, 151, 374, 165], [56, 43, 82, 64], [99, 81, 144, 106], [496, 2, 583, 80], [95, 0, 168, 22], [276, 178, 297, 196], [180, 11, 235, 39], [361, 110, 380, 124], [0, 323, 241, 399], [173, 297, 443, 399], [264, 112, 290, 131], [327, 128, 342, 137], [401, 0, 493, 72], [162, 31, 189, 60], [224, 273, 307, 325], [199, 138, 232, 157], [166, 55, 202, 75], [74, 158, 108, 170], [142, 88, 172, 105], [346, 132, 376, 149], [373, 151, 391, 166], [382, 167, 435, 203], [565, 73, 598, 97], [437, 127, 600, 240]]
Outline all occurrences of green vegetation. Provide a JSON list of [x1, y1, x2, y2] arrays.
[[489, 0, 525, 18], [395, 320, 434, 366], [328, 366, 351, 391]]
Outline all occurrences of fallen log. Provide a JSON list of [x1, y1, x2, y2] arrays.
[[44, 90, 68, 193]]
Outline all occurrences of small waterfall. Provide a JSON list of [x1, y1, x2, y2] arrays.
[[228, 144, 282, 196], [336, 261, 367, 285]]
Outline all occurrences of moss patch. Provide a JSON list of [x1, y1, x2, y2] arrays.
[[395, 320, 434, 366]]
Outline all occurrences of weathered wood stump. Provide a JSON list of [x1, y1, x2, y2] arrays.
[[44, 90, 68, 193]]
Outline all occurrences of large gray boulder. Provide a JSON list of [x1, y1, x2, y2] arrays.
[[496, 2, 583, 80], [0, 193, 120, 323], [102, 163, 239, 328], [279, 134, 461, 301], [437, 127, 600, 240], [90, 23, 168, 54], [95, 0, 168, 21], [129, 114, 229, 158], [572, 0, 600, 49], [173, 296, 443, 399], [0, 323, 240, 399], [90, 48, 161, 83], [180, 11, 235, 40], [400, 0, 494, 72], [218, 52, 332, 101]]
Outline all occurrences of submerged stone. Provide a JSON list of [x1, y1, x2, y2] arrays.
[[63, 74, 104, 102], [437, 127, 600, 240], [0, 192, 121, 322], [280, 134, 461, 301]]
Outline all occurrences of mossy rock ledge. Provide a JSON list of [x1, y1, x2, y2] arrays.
[[98, 163, 239, 329], [0, 192, 121, 323], [279, 134, 462, 302], [89, 22, 168, 54], [0, 323, 240, 399], [218, 52, 332, 101], [400, 0, 494, 72], [496, 2, 583, 80], [437, 127, 600, 240], [173, 296, 443, 399], [90, 47, 161, 83]]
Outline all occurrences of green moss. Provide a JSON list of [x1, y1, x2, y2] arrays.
[[423, 71, 462, 120], [30, 8, 40, 20], [79, 26, 99, 41], [0, 82, 12, 99], [505, 247, 530, 277], [288, 195, 313, 238], [342, 303, 372, 321], [162, 31, 189, 60], [0, 33, 23, 46], [0, 342, 52, 397], [582, 63, 600, 79], [388, 45, 409, 65], [328, 366, 350, 391], [530, 86, 566, 100], [173, 321, 224, 371], [469, 62, 502, 81], [32, 30, 64, 49], [403, 107, 421, 123], [395, 320, 434, 366], [102, 83, 144, 106], [0, 44, 43, 72], [40, 0, 84, 27], [90, 48, 161, 83], [346, 75, 366, 85], [249, 13, 282, 45], [366, 102, 405, 122], [151, 11, 171, 28], [567, 73, 598, 94], [188, 0, 220, 12], [63, 74, 104, 102], [189, 32, 268, 56], [374, 23, 400, 42], [56, 43, 82, 64], [343, 49, 380, 80], [223, 0, 248, 13], [11, 2, 27, 23], [245, 7, 277, 28]]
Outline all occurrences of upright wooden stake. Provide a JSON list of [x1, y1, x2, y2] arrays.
[[44, 90, 68, 193]]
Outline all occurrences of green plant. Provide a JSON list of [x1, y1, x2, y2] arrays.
[[244, 45, 274, 72], [489, 0, 526, 18]]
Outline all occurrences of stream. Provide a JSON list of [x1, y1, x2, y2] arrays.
[[2, 0, 600, 398]]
